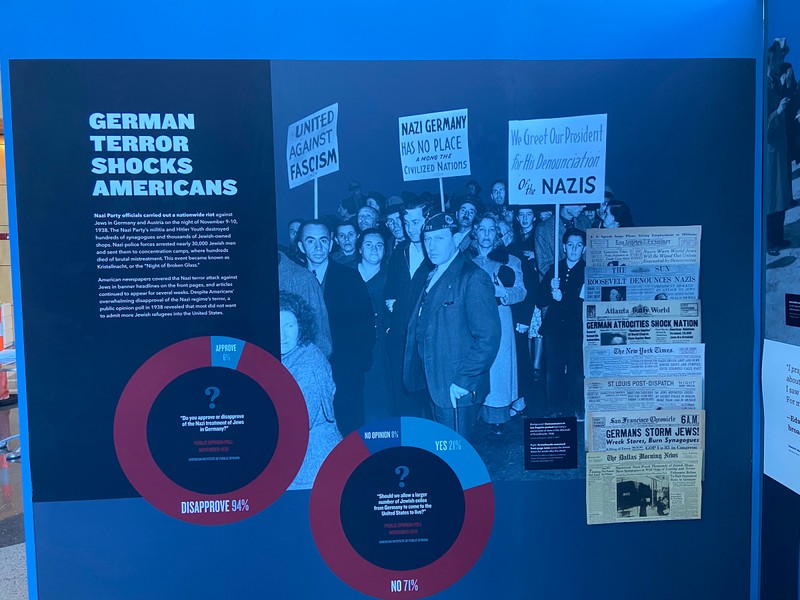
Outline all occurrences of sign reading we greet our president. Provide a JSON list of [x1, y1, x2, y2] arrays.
[[508, 113, 606, 205]]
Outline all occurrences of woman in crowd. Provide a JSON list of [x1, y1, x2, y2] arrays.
[[599, 199, 634, 228], [506, 207, 544, 389], [470, 213, 527, 432], [357, 228, 392, 422], [280, 291, 342, 490]]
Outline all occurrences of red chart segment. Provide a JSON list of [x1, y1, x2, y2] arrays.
[[114, 336, 308, 524], [310, 417, 495, 598]]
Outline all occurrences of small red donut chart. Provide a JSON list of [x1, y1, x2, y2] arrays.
[[310, 417, 494, 599], [114, 336, 308, 525]]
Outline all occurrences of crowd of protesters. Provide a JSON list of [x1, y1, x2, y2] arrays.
[[278, 178, 633, 486]]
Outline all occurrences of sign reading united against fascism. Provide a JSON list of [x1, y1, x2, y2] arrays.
[[398, 108, 470, 181], [287, 103, 339, 189], [508, 113, 606, 205]]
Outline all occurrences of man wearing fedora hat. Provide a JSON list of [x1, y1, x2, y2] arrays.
[[382, 196, 407, 250], [403, 212, 500, 439]]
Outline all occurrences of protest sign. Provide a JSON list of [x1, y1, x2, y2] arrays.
[[507, 113, 606, 205], [287, 103, 339, 215], [398, 109, 470, 182]]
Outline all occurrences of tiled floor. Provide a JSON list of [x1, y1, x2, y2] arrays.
[[0, 543, 26, 599], [0, 403, 26, 599]]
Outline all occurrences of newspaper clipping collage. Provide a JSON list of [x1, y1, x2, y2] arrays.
[[584, 226, 704, 524]]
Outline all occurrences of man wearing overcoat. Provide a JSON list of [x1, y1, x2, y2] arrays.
[[403, 213, 501, 439]]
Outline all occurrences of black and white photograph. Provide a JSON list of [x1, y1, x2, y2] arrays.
[[601, 286, 627, 302], [764, 33, 800, 345], [271, 58, 754, 481], [600, 332, 628, 346], [616, 476, 670, 519]]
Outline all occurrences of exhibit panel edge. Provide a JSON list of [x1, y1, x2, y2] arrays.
[[0, 1, 763, 599]]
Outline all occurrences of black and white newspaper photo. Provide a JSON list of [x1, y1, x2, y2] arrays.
[[586, 449, 703, 524], [584, 376, 703, 412], [583, 300, 701, 346]]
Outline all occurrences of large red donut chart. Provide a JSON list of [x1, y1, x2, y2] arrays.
[[310, 417, 495, 599], [113, 336, 308, 525]]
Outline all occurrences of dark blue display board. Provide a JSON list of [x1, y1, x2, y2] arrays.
[[0, 2, 762, 599]]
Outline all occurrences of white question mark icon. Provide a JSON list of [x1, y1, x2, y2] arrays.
[[205, 386, 220, 409], [395, 466, 410, 488]]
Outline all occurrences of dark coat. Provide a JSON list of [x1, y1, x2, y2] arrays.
[[278, 252, 332, 358], [505, 235, 541, 323], [384, 241, 432, 337], [403, 252, 501, 408], [766, 67, 795, 215], [382, 242, 433, 416], [322, 259, 375, 371], [534, 214, 591, 275], [538, 258, 585, 340]]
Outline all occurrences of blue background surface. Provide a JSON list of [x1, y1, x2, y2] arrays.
[[0, 1, 763, 598]]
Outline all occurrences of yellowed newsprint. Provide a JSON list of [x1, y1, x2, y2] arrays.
[[587, 410, 705, 452], [585, 225, 702, 267], [586, 449, 702, 524], [584, 376, 703, 412], [584, 300, 701, 346], [584, 343, 705, 379]]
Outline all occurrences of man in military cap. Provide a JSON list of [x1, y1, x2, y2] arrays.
[[403, 213, 501, 439]]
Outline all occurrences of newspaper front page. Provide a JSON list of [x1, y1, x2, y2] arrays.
[[584, 376, 703, 412], [586, 225, 702, 267], [584, 344, 705, 379], [584, 264, 700, 302], [586, 449, 703, 524], [588, 410, 705, 452], [584, 300, 701, 346]]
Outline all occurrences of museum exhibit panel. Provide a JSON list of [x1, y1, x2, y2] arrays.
[[0, 0, 793, 598]]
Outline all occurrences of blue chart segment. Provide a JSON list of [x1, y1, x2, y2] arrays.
[[210, 336, 245, 369], [399, 417, 491, 492], [310, 417, 495, 598]]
